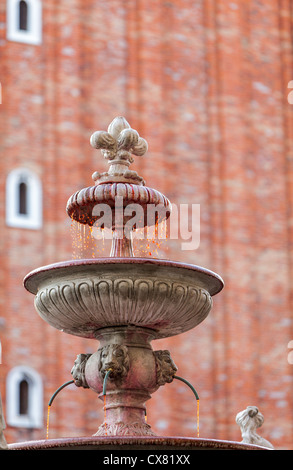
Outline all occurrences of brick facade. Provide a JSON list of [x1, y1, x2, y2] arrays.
[[1, 0, 293, 449]]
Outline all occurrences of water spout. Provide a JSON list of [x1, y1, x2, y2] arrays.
[[102, 369, 113, 396], [102, 369, 112, 436], [46, 379, 74, 439]]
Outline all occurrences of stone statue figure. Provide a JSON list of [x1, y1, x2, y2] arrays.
[[0, 393, 7, 450], [236, 406, 274, 449]]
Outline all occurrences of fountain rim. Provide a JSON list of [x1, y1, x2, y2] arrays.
[[23, 257, 224, 296], [7, 435, 270, 451]]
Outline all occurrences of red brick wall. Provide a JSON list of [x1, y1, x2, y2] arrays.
[[1, 0, 293, 449]]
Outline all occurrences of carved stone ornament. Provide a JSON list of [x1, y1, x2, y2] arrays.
[[95, 421, 156, 437], [154, 350, 177, 386], [236, 406, 274, 449], [29, 259, 216, 340], [71, 353, 92, 388], [90, 116, 148, 185], [66, 116, 171, 229], [98, 343, 130, 382]]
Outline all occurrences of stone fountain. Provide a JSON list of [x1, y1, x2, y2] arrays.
[[8, 117, 272, 450]]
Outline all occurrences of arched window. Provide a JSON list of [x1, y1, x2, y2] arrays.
[[19, 0, 28, 31], [7, 0, 42, 45], [18, 181, 28, 215], [6, 168, 42, 229], [6, 366, 43, 428], [19, 378, 29, 415]]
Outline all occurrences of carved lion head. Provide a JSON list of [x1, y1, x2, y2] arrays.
[[98, 344, 130, 381], [154, 350, 177, 386]]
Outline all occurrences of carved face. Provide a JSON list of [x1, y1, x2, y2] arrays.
[[98, 344, 130, 380], [71, 353, 91, 388], [155, 350, 177, 386]]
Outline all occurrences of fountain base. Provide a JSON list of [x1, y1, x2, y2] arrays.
[[95, 420, 155, 437]]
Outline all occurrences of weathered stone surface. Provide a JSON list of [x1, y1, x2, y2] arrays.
[[24, 254, 223, 436], [24, 258, 222, 339], [236, 406, 274, 450]]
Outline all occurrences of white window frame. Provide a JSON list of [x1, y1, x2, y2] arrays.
[[6, 167, 42, 229], [6, 0, 42, 45], [6, 366, 43, 429]]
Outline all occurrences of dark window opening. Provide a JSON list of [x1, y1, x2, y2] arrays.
[[18, 181, 28, 215], [19, 378, 29, 415], [19, 1, 28, 31]]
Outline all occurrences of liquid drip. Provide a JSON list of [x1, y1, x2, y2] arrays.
[[46, 405, 51, 439], [71, 219, 100, 259], [196, 399, 199, 438], [133, 225, 167, 259], [70, 217, 167, 259]]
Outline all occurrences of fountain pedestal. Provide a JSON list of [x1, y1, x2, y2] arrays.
[[84, 326, 158, 436]]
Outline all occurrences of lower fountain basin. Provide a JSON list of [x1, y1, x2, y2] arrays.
[[23, 258, 224, 339], [8, 436, 269, 451]]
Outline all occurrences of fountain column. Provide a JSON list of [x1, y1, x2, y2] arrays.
[[78, 326, 175, 436], [70, 326, 178, 436]]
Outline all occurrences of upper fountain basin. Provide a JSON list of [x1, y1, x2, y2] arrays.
[[23, 258, 224, 340]]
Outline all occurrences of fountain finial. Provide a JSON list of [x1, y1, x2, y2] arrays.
[[90, 116, 148, 185], [66, 116, 171, 232]]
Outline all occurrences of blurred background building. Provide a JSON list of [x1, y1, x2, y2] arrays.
[[0, 0, 293, 449]]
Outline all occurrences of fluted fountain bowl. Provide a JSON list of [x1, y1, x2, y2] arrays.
[[23, 258, 224, 339]]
